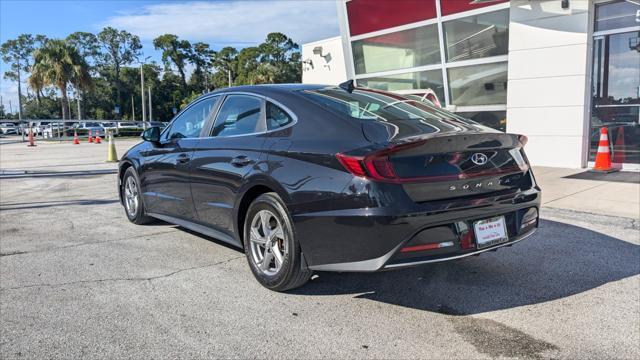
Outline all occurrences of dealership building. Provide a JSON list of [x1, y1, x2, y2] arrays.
[[301, 0, 639, 169]]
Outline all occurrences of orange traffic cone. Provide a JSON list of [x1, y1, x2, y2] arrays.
[[95, 134, 102, 144], [591, 127, 617, 173], [73, 130, 80, 145], [611, 126, 625, 165], [88, 129, 94, 143], [27, 126, 36, 147]]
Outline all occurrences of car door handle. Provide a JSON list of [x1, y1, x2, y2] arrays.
[[230, 156, 252, 167], [177, 154, 191, 164]]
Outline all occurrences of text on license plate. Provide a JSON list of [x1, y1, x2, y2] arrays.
[[473, 216, 508, 249]]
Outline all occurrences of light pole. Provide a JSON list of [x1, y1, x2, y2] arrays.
[[77, 96, 81, 120], [67, 89, 72, 120], [148, 85, 152, 122], [139, 56, 151, 128], [16, 61, 23, 122], [131, 94, 135, 121]]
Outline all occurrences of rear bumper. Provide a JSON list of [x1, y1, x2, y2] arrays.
[[384, 227, 537, 269], [310, 227, 537, 272], [294, 185, 541, 272]]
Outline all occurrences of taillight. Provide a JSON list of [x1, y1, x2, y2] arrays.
[[335, 153, 366, 177], [364, 155, 397, 180], [337, 152, 397, 181], [336, 141, 424, 182]]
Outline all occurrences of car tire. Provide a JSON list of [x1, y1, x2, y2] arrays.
[[244, 192, 312, 291], [122, 167, 154, 225]]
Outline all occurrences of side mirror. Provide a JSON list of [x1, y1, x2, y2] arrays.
[[141, 126, 161, 143]]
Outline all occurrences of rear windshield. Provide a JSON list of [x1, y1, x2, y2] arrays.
[[299, 87, 476, 134]]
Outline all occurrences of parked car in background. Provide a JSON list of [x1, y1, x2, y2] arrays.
[[42, 123, 66, 138], [25, 121, 51, 135], [18, 123, 28, 135], [146, 121, 168, 130], [102, 122, 118, 133], [394, 88, 443, 108], [0, 122, 18, 135], [117, 122, 141, 130], [78, 122, 105, 137], [118, 83, 540, 291], [116, 121, 144, 136]]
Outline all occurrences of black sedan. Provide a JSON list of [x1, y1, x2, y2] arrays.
[[118, 82, 541, 291]]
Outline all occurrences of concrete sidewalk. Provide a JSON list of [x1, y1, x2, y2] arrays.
[[1, 138, 638, 219], [534, 166, 640, 219]]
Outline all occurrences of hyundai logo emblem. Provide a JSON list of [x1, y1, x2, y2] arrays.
[[470, 153, 488, 165]]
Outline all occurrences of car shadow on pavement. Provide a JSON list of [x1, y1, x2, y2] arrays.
[[291, 219, 640, 315]]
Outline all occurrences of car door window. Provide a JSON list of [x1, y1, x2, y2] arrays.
[[266, 102, 294, 130], [211, 95, 262, 137], [165, 97, 218, 140]]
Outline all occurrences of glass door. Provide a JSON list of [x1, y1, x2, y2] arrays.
[[590, 1, 640, 166]]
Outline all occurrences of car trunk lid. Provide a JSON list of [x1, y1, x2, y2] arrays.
[[340, 128, 531, 202]]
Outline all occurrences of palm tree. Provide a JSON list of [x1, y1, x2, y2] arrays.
[[254, 63, 278, 84], [31, 39, 91, 119], [27, 70, 45, 104]]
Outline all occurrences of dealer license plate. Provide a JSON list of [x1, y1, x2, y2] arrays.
[[473, 216, 508, 249]]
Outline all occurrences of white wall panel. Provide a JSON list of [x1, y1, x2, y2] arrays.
[[507, 106, 586, 137], [508, 76, 588, 108], [522, 135, 585, 168], [507, 0, 591, 168], [508, 44, 588, 79]]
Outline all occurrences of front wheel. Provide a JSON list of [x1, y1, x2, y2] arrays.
[[122, 167, 153, 225], [244, 193, 312, 291]]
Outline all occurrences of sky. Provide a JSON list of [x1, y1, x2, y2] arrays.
[[0, 0, 340, 113]]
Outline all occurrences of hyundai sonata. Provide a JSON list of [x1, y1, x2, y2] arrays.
[[118, 82, 541, 291]]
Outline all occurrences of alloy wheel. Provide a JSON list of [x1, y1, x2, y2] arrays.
[[124, 176, 139, 217], [249, 209, 288, 276]]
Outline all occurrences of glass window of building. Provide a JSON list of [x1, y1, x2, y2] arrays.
[[595, 0, 640, 32], [447, 62, 508, 106], [443, 9, 509, 62], [592, 32, 640, 106], [457, 111, 507, 132], [356, 69, 445, 105], [352, 24, 440, 75], [589, 30, 640, 164]]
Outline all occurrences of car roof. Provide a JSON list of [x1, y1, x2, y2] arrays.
[[196, 83, 330, 101]]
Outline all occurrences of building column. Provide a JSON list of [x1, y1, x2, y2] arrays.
[[506, 0, 592, 168]]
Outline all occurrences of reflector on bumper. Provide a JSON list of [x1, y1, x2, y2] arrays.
[[400, 241, 454, 253]]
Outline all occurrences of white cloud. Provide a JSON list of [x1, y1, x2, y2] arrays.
[[103, 1, 340, 47]]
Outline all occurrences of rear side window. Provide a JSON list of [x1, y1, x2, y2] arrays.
[[266, 102, 294, 130], [165, 96, 218, 140], [211, 95, 262, 137]]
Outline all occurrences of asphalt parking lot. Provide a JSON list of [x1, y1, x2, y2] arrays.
[[1, 137, 639, 359]]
